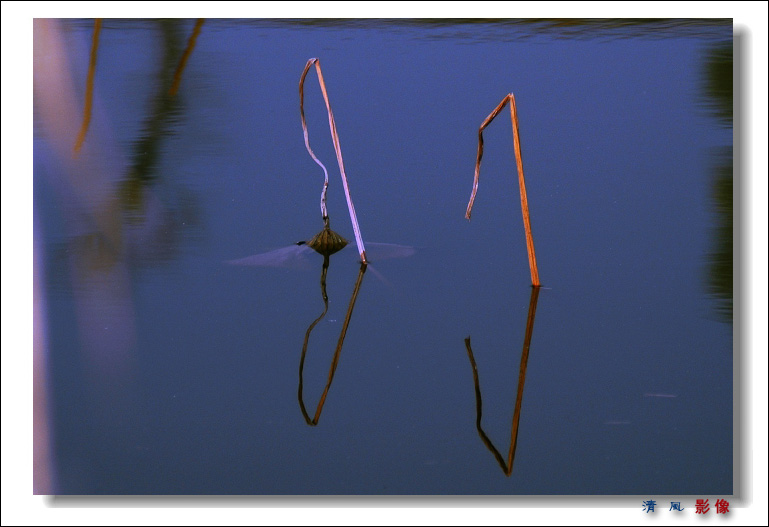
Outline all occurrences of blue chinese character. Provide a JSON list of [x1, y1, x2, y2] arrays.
[[642, 500, 656, 513], [669, 502, 684, 511]]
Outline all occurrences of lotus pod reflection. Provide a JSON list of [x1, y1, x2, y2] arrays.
[[306, 225, 349, 256]]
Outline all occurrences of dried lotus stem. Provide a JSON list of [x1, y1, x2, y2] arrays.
[[299, 58, 367, 264], [465, 93, 540, 286]]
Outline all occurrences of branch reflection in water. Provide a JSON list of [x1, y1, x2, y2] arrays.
[[464, 285, 541, 476], [227, 225, 415, 424], [36, 17, 204, 388]]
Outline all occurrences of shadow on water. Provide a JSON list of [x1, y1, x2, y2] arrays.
[[701, 40, 733, 323], [703, 41, 733, 125], [124, 20, 197, 188], [707, 146, 733, 323], [46, 19, 204, 272], [118, 19, 204, 265], [464, 285, 541, 476]]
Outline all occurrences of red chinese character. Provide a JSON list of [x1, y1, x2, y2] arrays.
[[695, 499, 710, 514], [715, 499, 729, 514]]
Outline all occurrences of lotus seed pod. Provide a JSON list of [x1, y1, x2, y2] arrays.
[[307, 226, 349, 256]]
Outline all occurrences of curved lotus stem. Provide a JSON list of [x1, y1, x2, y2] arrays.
[[299, 60, 331, 220], [299, 58, 367, 264]]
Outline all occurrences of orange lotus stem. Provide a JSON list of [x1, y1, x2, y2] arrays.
[[509, 94, 539, 286], [466, 93, 540, 286]]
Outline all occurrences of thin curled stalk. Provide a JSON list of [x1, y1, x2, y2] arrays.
[[299, 58, 367, 263]]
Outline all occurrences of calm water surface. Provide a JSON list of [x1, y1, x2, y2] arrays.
[[33, 19, 733, 495]]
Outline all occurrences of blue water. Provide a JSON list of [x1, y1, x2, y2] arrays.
[[34, 19, 733, 495]]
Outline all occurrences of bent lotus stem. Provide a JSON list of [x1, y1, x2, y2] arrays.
[[465, 93, 540, 287]]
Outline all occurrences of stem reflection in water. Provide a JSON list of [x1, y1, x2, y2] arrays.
[[226, 220, 413, 425], [298, 256, 367, 425], [464, 285, 541, 476]]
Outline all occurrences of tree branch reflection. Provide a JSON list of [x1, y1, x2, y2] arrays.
[[298, 256, 368, 425], [73, 18, 101, 155], [464, 285, 541, 476], [33, 19, 205, 492], [169, 19, 204, 97]]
